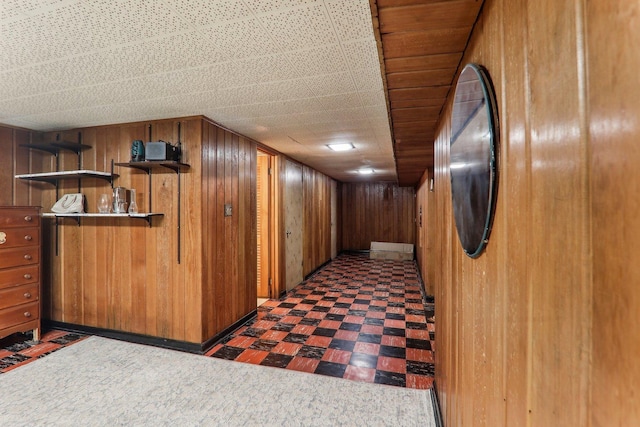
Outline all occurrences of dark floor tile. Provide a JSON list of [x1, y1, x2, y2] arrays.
[[289, 309, 309, 317], [328, 339, 356, 352], [315, 361, 347, 378], [212, 346, 245, 360], [406, 322, 427, 330], [334, 302, 352, 309], [271, 323, 295, 332], [348, 309, 367, 316], [312, 328, 337, 337], [0, 354, 30, 369], [385, 313, 406, 321], [357, 333, 382, 344], [297, 345, 326, 359], [324, 313, 345, 321], [283, 333, 308, 344], [380, 345, 406, 359], [241, 328, 267, 338], [299, 318, 322, 326], [261, 353, 294, 368], [339, 322, 362, 332], [349, 352, 378, 369], [249, 340, 279, 352], [375, 370, 407, 387], [406, 338, 432, 350], [363, 318, 384, 326], [406, 361, 435, 376], [278, 302, 297, 309], [382, 327, 406, 337], [311, 306, 331, 313]]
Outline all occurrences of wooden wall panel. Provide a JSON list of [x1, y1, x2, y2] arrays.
[[201, 119, 257, 340], [0, 125, 43, 206], [417, 0, 620, 425], [35, 118, 205, 343], [340, 183, 415, 251], [588, 1, 640, 425], [302, 165, 333, 277]]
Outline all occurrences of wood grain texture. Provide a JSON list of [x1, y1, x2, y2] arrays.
[[340, 183, 415, 251], [417, 0, 600, 425], [588, 0, 640, 425], [302, 165, 333, 277]]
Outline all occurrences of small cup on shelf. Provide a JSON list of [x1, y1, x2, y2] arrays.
[[97, 194, 110, 213]]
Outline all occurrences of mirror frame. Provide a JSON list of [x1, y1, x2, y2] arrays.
[[449, 63, 499, 258]]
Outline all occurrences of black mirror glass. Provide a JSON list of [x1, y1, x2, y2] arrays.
[[450, 63, 498, 258]]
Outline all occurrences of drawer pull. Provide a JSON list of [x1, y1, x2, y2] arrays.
[[24, 292, 32, 299], [24, 235, 32, 241], [24, 254, 32, 260], [24, 311, 32, 318], [24, 215, 32, 222], [0, 231, 5, 244], [24, 274, 32, 280]]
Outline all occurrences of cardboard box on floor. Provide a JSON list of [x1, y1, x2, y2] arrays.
[[369, 242, 414, 261]]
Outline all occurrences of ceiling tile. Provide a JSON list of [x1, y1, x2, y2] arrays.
[[260, 3, 337, 51]]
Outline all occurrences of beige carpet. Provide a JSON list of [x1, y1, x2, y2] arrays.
[[0, 336, 435, 426]]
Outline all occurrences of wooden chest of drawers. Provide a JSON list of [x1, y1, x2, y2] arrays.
[[0, 206, 41, 340]]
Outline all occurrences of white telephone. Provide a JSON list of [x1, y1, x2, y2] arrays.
[[51, 193, 85, 213]]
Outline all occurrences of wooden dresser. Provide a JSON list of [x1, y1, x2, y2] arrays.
[[0, 206, 41, 341]]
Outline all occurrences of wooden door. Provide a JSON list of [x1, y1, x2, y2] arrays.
[[284, 159, 303, 292], [256, 153, 270, 298]]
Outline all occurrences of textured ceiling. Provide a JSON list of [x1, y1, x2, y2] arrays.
[[0, 0, 396, 183]]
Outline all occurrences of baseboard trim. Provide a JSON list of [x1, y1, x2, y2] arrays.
[[44, 311, 258, 355], [432, 380, 444, 427]]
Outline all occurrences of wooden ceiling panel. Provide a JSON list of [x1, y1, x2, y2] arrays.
[[390, 97, 446, 109], [374, 0, 484, 185], [377, 0, 451, 8], [379, 1, 484, 33], [387, 69, 455, 89], [385, 53, 462, 73], [382, 27, 471, 58], [391, 106, 441, 123], [389, 86, 451, 101]]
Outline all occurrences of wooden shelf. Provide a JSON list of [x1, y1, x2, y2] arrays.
[[19, 141, 92, 155], [114, 161, 190, 173], [42, 213, 163, 218], [15, 170, 118, 185], [42, 212, 163, 226]]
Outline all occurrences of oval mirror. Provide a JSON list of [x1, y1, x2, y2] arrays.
[[450, 63, 499, 258]]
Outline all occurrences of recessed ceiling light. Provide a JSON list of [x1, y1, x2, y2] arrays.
[[357, 168, 375, 175], [327, 143, 355, 152]]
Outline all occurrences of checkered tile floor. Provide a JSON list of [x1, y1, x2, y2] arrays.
[[0, 330, 86, 373], [207, 252, 436, 389]]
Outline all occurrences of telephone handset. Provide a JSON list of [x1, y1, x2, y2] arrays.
[[51, 193, 85, 213]]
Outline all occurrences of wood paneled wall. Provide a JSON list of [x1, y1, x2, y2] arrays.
[[418, 0, 640, 425], [302, 165, 333, 277], [414, 171, 434, 296], [201, 119, 257, 340], [340, 182, 415, 251], [39, 118, 206, 343], [0, 125, 43, 206], [14, 116, 259, 345]]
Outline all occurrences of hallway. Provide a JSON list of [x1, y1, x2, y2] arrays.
[[207, 253, 435, 389]]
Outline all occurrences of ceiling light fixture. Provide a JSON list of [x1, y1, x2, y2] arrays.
[[327, 143, 355, 152], [357, 168, 375, 175]]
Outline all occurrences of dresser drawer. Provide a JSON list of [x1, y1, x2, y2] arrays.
[[0, 301, 39, 330], [0, 208, 39, 228], [0, 227, 39, 248], [0, 246, 40, 268], [0, 265, 39, 290], [0, 284, 39, 311]]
